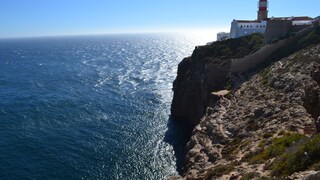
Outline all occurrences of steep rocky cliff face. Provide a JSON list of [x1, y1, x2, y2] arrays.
[[171, 28, 320, 179], [171, 34, 264, 128]]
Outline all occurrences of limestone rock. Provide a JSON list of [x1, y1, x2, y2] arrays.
[[173, 43, 320, 179]]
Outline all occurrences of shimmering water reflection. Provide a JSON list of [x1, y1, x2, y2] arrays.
[[0, 33, 209, 179]]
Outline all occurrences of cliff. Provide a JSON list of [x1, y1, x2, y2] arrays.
[[171, 33, 264, 128], [171, 27, 320, 179]]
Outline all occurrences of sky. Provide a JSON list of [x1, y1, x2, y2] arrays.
[[0, 0, 319, 38]]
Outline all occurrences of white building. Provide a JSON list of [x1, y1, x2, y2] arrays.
[[230, 20, 267, 38], [217, 0, 269, 41], [269, 16, 313, 26], [216, 0, 315, 42], [217, 32, 230, 41]]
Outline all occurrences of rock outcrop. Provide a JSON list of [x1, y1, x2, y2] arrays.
[[171, 34, 264, 128], [171, 53, 230, 128], [170, 28, 320, 179]]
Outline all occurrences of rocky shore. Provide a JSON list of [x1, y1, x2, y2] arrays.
[[170, 28, 320, 179]]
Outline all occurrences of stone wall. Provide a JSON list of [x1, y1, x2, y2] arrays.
[[292, 24, 313, 33], [264, 20, 292, 43], [231, 26, 315, 73]]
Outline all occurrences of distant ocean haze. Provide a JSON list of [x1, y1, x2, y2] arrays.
[[0, 33, 209, 179]]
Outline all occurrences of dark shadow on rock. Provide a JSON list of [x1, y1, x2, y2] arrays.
[[164, 116, 193, 174]]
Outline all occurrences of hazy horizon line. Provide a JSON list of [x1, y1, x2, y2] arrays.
[[0, 28, 229, 40]]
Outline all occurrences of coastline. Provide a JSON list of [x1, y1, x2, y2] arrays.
[[170, 27, 320, 179]]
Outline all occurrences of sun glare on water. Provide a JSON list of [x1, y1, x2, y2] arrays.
[[177, 28, 230, 45]]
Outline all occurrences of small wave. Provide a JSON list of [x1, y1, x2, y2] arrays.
[[0, 33, 205, 179], [94, 77, 109, 87]]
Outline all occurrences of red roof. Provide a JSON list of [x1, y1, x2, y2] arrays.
[[235, 16, 312, 23], [269, 16, 313, 21], [235, 20, 263, 23]]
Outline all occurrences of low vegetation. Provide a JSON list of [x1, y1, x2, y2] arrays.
[[256, 27, 320, 71], [195, 33, 264, 60], [262, 132, 273, 139], [250, 133, 306, 164], [271, 134, 320, 176], [242, 132, 320, 177], [298, 27, 320, 48], [271, 38, 279, 44], [240, 172, 259, 180], [259, 65, 271, 86], [206, 165, 235, 178]]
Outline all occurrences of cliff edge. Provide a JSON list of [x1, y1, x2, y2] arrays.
[[171, 33, 264, 128], [171, 27, 320, 179]]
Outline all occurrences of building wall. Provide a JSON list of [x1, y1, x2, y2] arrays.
[[217, 32, 230, 41], [264, 20, 292, 43], [264, 20, 314, 43], [292, 20, 313, 26], [230, 20, 267, 38]]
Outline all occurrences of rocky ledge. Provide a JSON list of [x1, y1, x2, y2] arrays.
[[171, 28, 320, 179]]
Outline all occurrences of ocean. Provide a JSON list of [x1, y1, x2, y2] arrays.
[[0, 33, 208, 179]]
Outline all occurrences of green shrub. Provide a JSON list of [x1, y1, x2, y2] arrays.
[[278, 130, 286, 136], [250, 34, 264, 52], [258, 139, 267, 148], [223, 138, 242, 157], [271, 38, 279, 44], [260, 67, 271, 86], [205, 33, 264, 60], [250, 133, 306, 164], [298, 30, 320, 48], [263, 132, 273, 139], [206, 165, 235, 178], [241, 172, 259, 180], [271, 134, 320, 176], [216, 44, 232, 57]]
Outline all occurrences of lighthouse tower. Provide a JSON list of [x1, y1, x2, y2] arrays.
[[258, 0, 268, 20]]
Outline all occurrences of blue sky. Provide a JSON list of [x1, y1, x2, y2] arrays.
[[0, 0, 319, 38]]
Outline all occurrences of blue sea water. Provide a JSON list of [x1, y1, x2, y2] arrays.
[[0, 33, 207, 179]]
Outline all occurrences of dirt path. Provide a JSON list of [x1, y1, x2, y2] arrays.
[[216, 96, 231, 139]]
